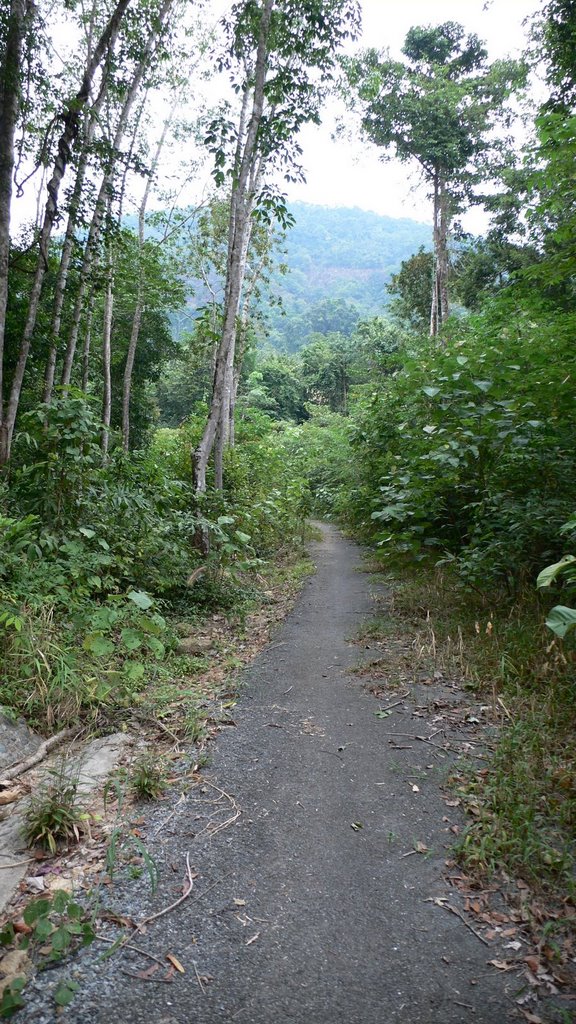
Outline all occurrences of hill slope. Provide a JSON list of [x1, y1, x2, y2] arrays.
[[262, 202, 432, 351]]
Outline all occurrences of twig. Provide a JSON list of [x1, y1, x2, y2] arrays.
[[1, 728, 77, 781], [95, 935, 166, 967], [0, 860, 34, 869], [135, 852, 194, 931], [133, 714, 181, 746], [191, 779, 240, 840], [120, 968, 172, 984], [426, 898, 490, 946], [497, 697, 513, 721], [377, 690, 410, 713], [193, 960, 206, 994], [319, 749, 344, 761], [149, 792, 187, 839]]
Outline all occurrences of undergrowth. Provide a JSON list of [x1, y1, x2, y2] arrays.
[[371, 559, 576, 896]]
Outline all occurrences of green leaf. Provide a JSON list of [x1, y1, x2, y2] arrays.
[[78, 527, 95, 538], [473, 379, 493, 392], [120, 628, 143, 652], [127, 590, 153, 610], [536, 555, 576, 588], [54, 979, 80, 1007], [545, 605, 576, 638], [422, 386, 440, 397], [83, 634, 115, 658]]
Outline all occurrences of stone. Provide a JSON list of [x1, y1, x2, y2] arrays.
[[176, 636, 214, 656]]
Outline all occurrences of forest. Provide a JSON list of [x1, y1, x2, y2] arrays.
[[0, 0, 575, 981]]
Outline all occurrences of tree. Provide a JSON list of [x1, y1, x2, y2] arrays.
[[343, 23, 525, 335], [387, 247, 434, 331], [0, 0, 133, 465], [192, 0, 361, 493]]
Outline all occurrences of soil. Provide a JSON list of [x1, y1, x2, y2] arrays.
[[14, 524, 568, 1023]]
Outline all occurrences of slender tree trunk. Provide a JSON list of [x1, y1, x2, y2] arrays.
[[438, 178, 450, 326], [60, 0, 173, 390], [430, 173, 440, 337], [430, 172, 450, 338], [192, 0, 274, 493], [0, 0, 33, 453], [81, 284, 97, 392], [0, 0, 132, 465], [101, 230, 113, 460], [122, 101, 175, 451], [43, 0, 105, 405], [43, 103, 103, 404]]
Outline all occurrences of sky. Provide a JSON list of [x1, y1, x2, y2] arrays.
[[286, 0, 540, 230], [11, 0, 541, 236]]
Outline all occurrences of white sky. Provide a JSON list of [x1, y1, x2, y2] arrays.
[[11, 0, 541, 236], [286, 0, 541, 230]]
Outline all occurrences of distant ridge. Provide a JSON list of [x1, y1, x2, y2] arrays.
[[261, 201, 431, 351]]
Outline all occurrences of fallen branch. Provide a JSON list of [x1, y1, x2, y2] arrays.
[[134, 852, 195, 932], [1, 728, 77, 782], [426, 897, 490, 946], [377, 690, 410, 713], [193, 960, 206, 995]]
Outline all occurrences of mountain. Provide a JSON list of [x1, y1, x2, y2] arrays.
[[260, 202, 432, 351]]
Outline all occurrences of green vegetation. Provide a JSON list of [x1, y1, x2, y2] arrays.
[[0, 0, 574, 924]]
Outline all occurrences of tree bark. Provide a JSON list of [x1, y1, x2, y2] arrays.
[[0, 0, 132, 465], [430, 171, 450, 338], [60, 0, 174, 390], [0, 0, 33, 451], [101, 243, 113, 460], [81, 284, 97, 392], [192, 0, 274, 494], [122, 102, 175, 451]]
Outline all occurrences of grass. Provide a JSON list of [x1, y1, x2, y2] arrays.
[[23, 761, 88, 853], [363, 558, 576, 897]]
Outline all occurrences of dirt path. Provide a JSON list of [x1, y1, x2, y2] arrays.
[[24, 524, 514, 1023]]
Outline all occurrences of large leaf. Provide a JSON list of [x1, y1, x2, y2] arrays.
[[536, 555, 576, 589], [545, 605, 576, 638], [127, 590, 153, 611]]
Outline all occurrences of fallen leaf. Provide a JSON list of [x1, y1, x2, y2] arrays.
[[233, 899, 247, 907], [524, 956, 541, 975], [0, 788, 23, 805], [519, 1011, 543, 1023], [412, 784, 420, 793], [489, 959, 516, 971], [351, 822, 363, 831], [166, 953, 185, 974], [414, 842, 428, 854]]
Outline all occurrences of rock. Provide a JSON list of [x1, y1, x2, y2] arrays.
[[0, 714, 43, 771], [0, 949, 33, 995], [174, 622, 196, 637], [176, 636, 214, 656]]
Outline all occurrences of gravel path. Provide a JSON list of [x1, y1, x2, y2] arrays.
[[23, 524, 513, 1023]]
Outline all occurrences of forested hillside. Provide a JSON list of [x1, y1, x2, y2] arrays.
[[0, 2, 575, 1015], [260, 203, 431, 349]]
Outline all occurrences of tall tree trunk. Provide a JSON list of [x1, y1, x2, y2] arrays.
[[430, 172, 450, 338], [0, 0, 33, 453], [60, 0, 174, 389], [43, 102, 103, 404], [122, 101, 175, 451], [430, 173, 440, 337], [438, 178, 450, 326], [81, 284, 97, 392], [43, 0, 105, 405], [192, 0, 274, 494], [0, 0, 132, 465], [101, 246, 113, 460]]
